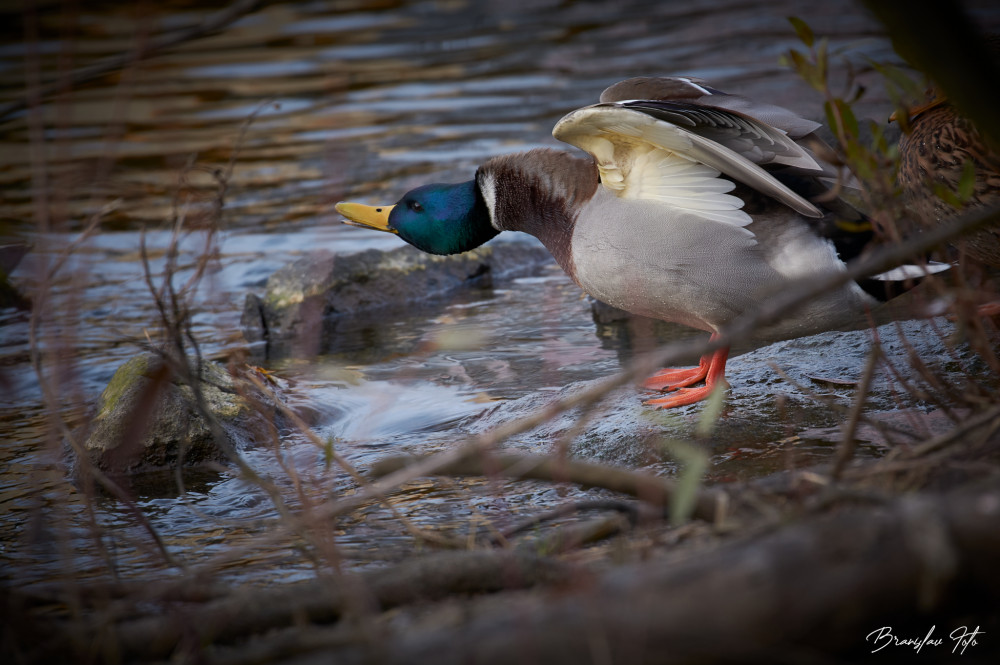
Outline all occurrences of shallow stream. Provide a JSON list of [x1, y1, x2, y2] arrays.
[[2, 0, 998, 591]]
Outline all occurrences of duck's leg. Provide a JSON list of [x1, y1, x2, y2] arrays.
[[643, 345, 730, 409]]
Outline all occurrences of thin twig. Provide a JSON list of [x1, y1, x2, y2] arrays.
[[899, 404, 1000, 460], [494, 500, 640, 544], [831, 345, 881, 480], [27, 203, 181, 570], [767, 361, 912, 446]]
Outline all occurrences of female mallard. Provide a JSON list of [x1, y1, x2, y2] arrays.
[[896, 91, 1000, 267], [337, 76, 942, 408]]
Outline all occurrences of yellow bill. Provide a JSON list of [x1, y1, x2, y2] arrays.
[[335, 202, 397, 234]]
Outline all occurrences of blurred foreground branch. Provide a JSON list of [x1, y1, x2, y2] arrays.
[[11, 477, 998, 663], [371, 451, 730, 524], [357, 482, 1000, 664]]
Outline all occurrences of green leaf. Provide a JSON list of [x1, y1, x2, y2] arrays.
[[789, 49, 823, 90], [868, 120, 886, 152], [823, 100, 837, 137], [892, 103, 913, 134], [660, 438, 710, 526], [787, 48, 809, 75], [958, 159, 976, 201], [835, 98, 859, 138], [933, 182, 962, 209], [323, 437, 335, 469], [849, 83, 866, 104], [866, 58, 928, 128], [844, 141, 867, 168], [788, 16, 815, 47], [815, 37, 829, 86], [867, 59, 925, 100], [695, 382, 726, 438]]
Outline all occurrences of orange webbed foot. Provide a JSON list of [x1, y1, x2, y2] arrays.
[[642, 344, 730, 409], [644, 384, 720, 408], [977, 300, 1000, 317], [640, 364, 709, 391]]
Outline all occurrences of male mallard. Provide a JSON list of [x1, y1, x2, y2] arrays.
[[337, 76, 943, 408]]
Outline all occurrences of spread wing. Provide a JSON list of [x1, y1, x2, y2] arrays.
[[552, 102, 824, 227], [599, 77, 825, 140], [621, 100, 824, 172]]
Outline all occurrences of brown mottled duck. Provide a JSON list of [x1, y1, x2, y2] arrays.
[[896, 78, 1000, 267]]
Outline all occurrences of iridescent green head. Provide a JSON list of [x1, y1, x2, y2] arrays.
[[336, 180, 498, 255]]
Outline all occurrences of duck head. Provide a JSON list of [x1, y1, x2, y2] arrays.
[[888, 91, 947, 125], [336, 180, 498, 256]]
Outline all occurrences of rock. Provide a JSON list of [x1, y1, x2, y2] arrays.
[[81, 353, 285, 476], [242, 239, 553, 359]]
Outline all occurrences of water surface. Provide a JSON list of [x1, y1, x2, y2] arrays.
[[2, 0, 998, 591]]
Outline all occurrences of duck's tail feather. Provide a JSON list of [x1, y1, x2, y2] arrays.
[[859, 261, 951, 301]]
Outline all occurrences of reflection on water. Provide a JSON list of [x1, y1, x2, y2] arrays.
[[3, 0, 999, 591]]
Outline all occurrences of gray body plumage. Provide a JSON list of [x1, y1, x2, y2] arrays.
[[569, 185, 877, 342], [478, 151, 877, 343]]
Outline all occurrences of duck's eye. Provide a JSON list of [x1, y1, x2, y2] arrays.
[[408, 200, 424, 213]]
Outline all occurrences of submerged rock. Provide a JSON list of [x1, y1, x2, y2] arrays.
[[242, 239, 552, 359], [81, 353, 285, 476]]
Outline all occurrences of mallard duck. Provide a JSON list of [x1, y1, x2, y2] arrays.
[[337, 76, 943, 408], [896, 91, 1000, 267]]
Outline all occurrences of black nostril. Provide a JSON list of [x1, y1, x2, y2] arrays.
[[376, 208, 382, 212]]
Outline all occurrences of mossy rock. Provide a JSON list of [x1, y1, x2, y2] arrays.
[[82, 353, 284, 476]]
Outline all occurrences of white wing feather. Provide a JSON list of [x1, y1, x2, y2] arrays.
[[552, 104, 823, 227]]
